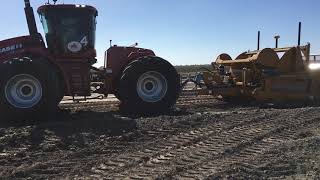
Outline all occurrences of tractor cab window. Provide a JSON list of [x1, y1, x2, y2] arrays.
[[39, 7, 97, 55], [40, 15, 49, 34]]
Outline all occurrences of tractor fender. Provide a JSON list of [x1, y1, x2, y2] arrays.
[[2, 57, 32, 64]]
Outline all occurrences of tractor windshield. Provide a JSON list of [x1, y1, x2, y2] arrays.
[[38, 6, 97, 54]]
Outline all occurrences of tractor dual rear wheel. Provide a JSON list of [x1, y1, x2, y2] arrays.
[[0, 58, 62, 122], [118, 56, 180, 114]]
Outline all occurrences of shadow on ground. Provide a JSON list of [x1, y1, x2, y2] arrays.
[[196, 99, 320, 111], [0, 107, 192, 150], [2, 109, 137, 133], [0, 109, 140, 154]]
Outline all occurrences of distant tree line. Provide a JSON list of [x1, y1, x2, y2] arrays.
[[175, 64, 212, 74]]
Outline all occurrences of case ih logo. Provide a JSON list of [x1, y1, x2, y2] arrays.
[[0, 44, 23, 54]]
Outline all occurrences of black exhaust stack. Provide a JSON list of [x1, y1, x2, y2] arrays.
[[298, 22, 301, 46], [257, 31, 260, 50], [274, 35, 280, 48], [24, 0, 38, 38]]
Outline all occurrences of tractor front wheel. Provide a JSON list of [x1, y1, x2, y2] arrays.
[[118, 56, 180, 114], [0, 58, 61, 122]]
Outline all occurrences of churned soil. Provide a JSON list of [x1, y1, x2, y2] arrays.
[[1, 95, 320, 179]]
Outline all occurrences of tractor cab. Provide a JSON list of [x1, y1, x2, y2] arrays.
[[37, 5, 98, 56]]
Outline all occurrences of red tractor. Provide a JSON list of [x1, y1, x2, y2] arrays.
[[0, 0, 180, 121]]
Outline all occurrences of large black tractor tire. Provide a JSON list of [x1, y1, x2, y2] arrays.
[[114, 90, 122, 101], [0, 58, 61, 123], [114, 64, 134, 101], [118, 56, 180, 114], [113, 80, 123, 101]]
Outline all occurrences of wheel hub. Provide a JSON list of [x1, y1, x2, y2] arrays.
[[137, 71, 168, 103], [145, 82, 154, 91], [5, 74, 43, 109], [21, 85, 32, 96]]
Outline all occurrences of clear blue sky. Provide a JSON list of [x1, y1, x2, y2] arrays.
[[1, 0, 319, 67]]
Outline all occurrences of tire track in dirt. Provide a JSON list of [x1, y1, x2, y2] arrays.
[[176, 119, 320, 179], [88, 108, 320, 179], [207, 119, 320, 179], [4, 94, 318, 179], [169, 109, 320, 179], [1, 139, 137, 179], [86, 110, 261, 178], [0, 97, 229, 179], [87, 110, 261, 178]]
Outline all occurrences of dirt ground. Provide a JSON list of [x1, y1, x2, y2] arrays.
[[1, 95, 320, 179]]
